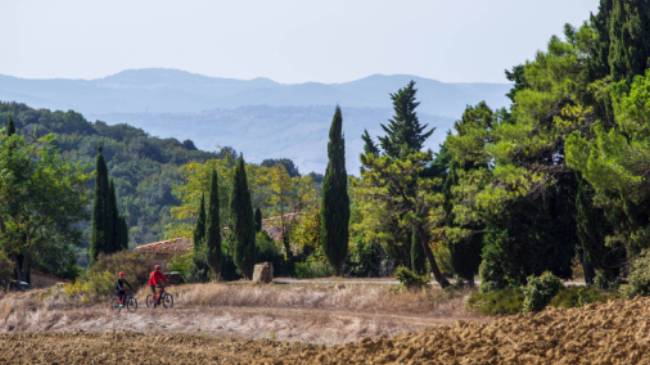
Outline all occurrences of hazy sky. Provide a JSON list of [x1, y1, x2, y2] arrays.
[[2, 0, 598, 83]]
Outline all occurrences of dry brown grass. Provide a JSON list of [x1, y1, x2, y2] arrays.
[[0, 280, 478, 345], [167, 281, 470, 316]]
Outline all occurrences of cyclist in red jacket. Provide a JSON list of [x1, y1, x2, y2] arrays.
[[147, 264, 168, 306]]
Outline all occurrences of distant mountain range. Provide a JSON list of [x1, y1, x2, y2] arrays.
[[0, 68, 512, 173]]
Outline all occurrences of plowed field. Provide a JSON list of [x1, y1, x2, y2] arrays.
[[1, 297, 649, 364]]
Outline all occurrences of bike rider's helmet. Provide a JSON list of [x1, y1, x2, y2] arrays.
[[118, 271, 125, 278], [154, 264, 161, 271]]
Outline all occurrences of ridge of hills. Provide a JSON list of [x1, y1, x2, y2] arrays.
[[0, 68, 511, 172]]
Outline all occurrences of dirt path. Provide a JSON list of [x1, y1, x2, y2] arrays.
[[0, 281, 481, 344], [2, 304, 476, 344]]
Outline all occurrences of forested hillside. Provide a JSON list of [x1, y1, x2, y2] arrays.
[[0, 102, 217, 246]]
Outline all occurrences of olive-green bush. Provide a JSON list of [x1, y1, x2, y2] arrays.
[[394, 266, 429, 290], [522, 272, 563, 312], [0, 251, 14, 289], [549, 286, 614, 309], [467, 288, 524, 315], [621, 249, 650, 298]]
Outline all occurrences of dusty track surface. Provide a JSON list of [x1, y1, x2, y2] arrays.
[[0, 281, 475, 344], [1, 298, 650, 364], [2, 305, 463, 344]]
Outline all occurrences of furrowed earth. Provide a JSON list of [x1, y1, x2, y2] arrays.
[[0, 281, 648, 364]]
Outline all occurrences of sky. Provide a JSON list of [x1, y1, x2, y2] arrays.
[[2, 0, 598, 84]]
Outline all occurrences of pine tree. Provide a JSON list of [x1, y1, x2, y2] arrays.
[[320, 106, 350, 275], [205, 170, 222, 279], [6, 116, 15, 136], [90, 148, 111, 264], [360, 129, 379, 173], [361, 129, 379, 155], [194, 194, 206, 252], [378, 81, 434, 158], [254, 208, 263, 233], [231, 156, 256, 279]]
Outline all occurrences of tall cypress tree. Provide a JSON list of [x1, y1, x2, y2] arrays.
[[588, 0, 613, 80], [410, 226, 426, 275], [90, 148, 110, 263], [378, 81, 434, 158], [254, 208, 263, 233], [320, 106, 350, 276], [231, 156, 256, 279], [6, 116, 15, 136], [607, 0, 650, 81], [107, 180, 118, 253], [117, 216, 129, 250], [194, 193, 207, 252], [205, 170, 222, 280]]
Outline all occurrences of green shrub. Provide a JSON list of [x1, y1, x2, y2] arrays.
[[294, 259, 333, 279], [549, 286, 615, 309], [346, 240, 384, 277], [63, 270, 114, 302], [522, 272, 563, 312], [64, 250, 160, 302], [394, 266, 429, 290], [0, 251, 14, 289], [621, 248, 650, 298], [467, 288, 524, 315], [168, 252, 194, 282], [91, 250, 158, 287], [255, 231, 288, 275], [478, 231, 511, 292]]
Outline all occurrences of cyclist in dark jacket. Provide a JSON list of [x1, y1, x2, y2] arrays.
[[115, 272, 133, 306]]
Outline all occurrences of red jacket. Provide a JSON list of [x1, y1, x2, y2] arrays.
[[148, 270, 167, 286]]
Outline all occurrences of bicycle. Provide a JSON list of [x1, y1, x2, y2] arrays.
[[145, 288, 174, 309], [111, 292, 138, 312]]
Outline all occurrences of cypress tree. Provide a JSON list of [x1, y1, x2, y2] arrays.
[[588, 0, 613, 80], [254, 208, 263, 233], [378, 81, 434, 158], [194, 193, 207, 252], [410, 226, 426, 275], [107, 180, 118, 253], [117, 216, 129, 250], [231, 156, 256, 279], [607, 0, 650, 81], [90, 148, 110, 264], [6, 116, 15, 136], [205, 170, 222, 280], [320, 106, 350, 276]]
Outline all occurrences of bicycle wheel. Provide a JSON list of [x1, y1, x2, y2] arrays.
[[126, 296, 138, 312], [110, 297, 120, 311], [145, 294, 155, 308], [161, 292, 174, 308]]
